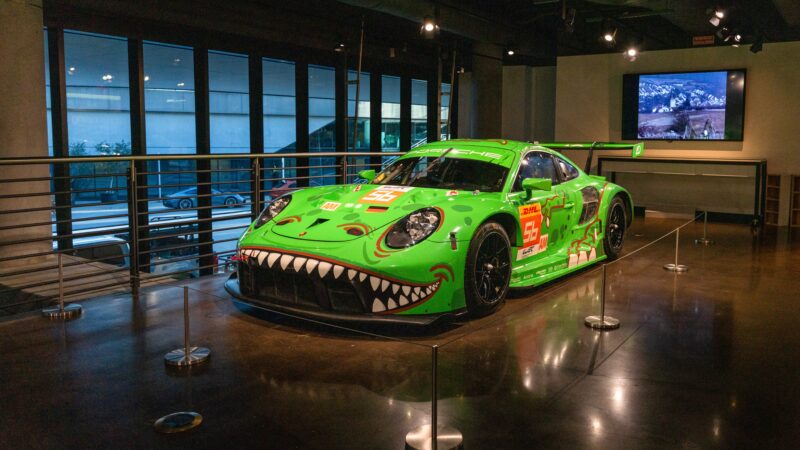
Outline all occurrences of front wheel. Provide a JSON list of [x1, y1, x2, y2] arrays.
[[603, 197, 627, 259], [464, 222, 511, 317], [224, 197, 237, 207]]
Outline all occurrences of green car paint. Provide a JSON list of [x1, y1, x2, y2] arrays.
[[229, 139, 638, 321]]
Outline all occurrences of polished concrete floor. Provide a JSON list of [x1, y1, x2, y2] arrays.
[[1, 218, 799, 449]]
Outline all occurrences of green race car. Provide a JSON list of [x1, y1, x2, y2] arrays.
[[226, 139, 641, 325]]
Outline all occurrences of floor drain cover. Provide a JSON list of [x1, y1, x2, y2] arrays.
[[154, 411, 202, 433]]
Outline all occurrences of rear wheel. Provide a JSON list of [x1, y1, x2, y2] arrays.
[[224, 197, 237, 207], [178, 198, 193, 209], [603, 197, 627, 259], [464, 222, 511, 317]]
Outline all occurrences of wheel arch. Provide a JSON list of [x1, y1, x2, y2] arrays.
[[480, 212, 518, 247], [615, 190, 634, 227]]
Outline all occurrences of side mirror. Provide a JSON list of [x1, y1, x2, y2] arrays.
[[522, 177, 552, 196], [358, 169, 376, 182]]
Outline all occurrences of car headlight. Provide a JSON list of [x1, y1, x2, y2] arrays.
[[255, 195, 291, 228], [385, 208, 440, 249]]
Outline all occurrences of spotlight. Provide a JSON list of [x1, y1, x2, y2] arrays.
[[144, 75, 150, 82], [101, 73, 113, 82], [420, 16, 439, 37], [624, 47, 638, 61], [601, 20, 617, 47], [708, 8, 724, 27], [333, 42, 345, 53], [506, 47, 516, 56]]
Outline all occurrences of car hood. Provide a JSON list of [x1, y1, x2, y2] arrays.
[[267, 184, 466, 242]]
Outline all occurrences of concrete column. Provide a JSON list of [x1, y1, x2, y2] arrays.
[[502, 65, 556, 142], [458, 43, 503, 139], [0, 0, 53, 267]]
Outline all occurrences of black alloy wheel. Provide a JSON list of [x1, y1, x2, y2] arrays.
[[603, 197, 627, 259], [465, 222, 511, 317]]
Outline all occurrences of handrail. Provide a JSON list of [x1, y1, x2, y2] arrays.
[[0, 151, 405, 165]]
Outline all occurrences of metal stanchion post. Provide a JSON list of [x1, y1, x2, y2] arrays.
[[694, 211, 715, 246], [405, 345, 463, 450], [663, 228, 689, 272], [584, 264, 620, 330], [42, 252, 82, 319], [165, 287, 210, 367]]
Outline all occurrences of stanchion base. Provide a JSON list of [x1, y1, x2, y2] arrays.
[[154, 411, 202, 433], [41, 304, 82, 319], [405, 424, 463, 450], [694, 238, 714, 246], [584, 315, 620, 330], [663, 263, 689, 273], [164, 347, 210, 367]]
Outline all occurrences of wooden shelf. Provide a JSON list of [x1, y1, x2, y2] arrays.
[[792, 176, 800, 227], [766, 174, 781, 226]]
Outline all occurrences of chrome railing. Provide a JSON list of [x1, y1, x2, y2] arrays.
[[0, 151, 403, 315]]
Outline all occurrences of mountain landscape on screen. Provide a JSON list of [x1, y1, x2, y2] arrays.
[[637, 71, 728, 140]]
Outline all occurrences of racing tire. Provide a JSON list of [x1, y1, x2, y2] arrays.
[[465, 221, 512, 317], [178, 198, 193, 210], [224, 197, 237, 207], [603, 196, 627, 260]]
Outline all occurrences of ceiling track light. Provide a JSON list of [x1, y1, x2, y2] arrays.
[[708, 7, 725, 27], [420, 15, 439, 38], [600, 19, 617, 47], [624, 47, 638, 62], [505, 45, 517, 57]]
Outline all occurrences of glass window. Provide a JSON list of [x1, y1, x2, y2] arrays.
[[143, 42, 198, 276], [143, 42, 195, 155], [347, 70, 370, 151], [374, 156, 508, 192], [347, 71, 370, 181], [309, 65, 336, 186], [44, 30, 53, 156], [514, 152, 558, 191], [208, 51, 250, 260], [381, 75, 401, 155], [554, 156, 580, 182], [263, 58, 296, 195], [440, 82, 451, 140], [63, 31, 132, 238], [209, 51, 248, 154], [411, 79, 428, 147]]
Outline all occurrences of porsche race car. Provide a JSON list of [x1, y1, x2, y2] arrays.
[[226, 139, 642, 325]]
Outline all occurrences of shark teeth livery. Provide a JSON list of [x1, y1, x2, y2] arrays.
[[239, 247, 442, 314]]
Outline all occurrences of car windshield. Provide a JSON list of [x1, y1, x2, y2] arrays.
[[372, 156, 508, 192]]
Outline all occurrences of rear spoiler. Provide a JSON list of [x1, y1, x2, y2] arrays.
[[533, 142, 644, 174]]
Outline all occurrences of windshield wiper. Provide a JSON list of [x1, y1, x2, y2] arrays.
[[407, 148, 453, 186]]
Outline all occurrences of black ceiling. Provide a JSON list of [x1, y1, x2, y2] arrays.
[[334, 0, 800, 63], [45, 0, 800, 70]]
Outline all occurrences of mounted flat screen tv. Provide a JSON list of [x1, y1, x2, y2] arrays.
[[622, 69, 746, 141]]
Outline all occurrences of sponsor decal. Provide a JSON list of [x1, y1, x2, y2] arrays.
[[517, 203, 548, 261], [516, 234, 548, 260], [354, 184, 363, 192], [321, 201, 341, 211], [446, 190, 458, 196], [359, 186, 413, 205]]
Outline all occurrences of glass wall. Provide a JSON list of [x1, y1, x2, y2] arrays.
[[263, 58, 296, 196], [381, 75, 401, 165], [63, 31, 132, 241], [143, 42, 198, 276], [209, 51, 251, 261], [308, 64, 336, 185], [347, 71, 370, 180], [441, 82, 451, 140], [411, 78, 428, 148], [44, 31, 53, 156]]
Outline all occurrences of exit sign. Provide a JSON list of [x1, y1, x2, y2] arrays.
[[693, 35, 715, 46]]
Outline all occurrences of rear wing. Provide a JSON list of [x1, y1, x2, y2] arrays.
[[533, 142, 644, 174]]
